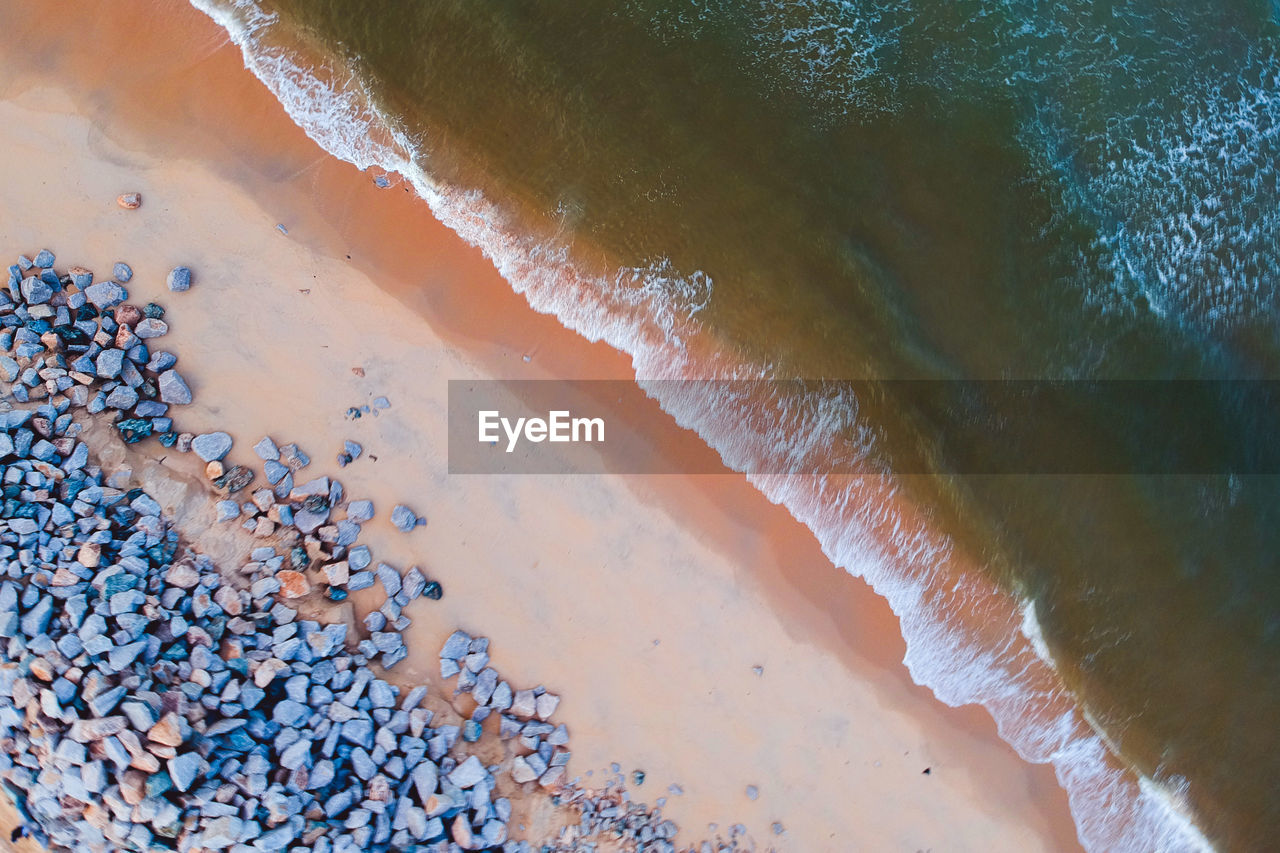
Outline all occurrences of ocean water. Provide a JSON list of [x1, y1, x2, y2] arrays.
[[189, 1, 1280, 849]]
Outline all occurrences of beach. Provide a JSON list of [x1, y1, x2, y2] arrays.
[[0, 1, 1087, 850]]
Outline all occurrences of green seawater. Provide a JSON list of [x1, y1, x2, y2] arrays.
[[204, 1, 1280, 847]]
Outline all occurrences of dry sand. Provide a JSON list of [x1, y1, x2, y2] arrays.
[[0, 2, 1081, 850]]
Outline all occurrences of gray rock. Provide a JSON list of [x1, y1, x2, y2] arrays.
[[376, 564, 402, 597], [273, 699, 310, 727], [254, 436, 280, 460], [473, 669, 499, 707], [108, 640, 147, 670], [112, 262, 133, 282], [166, 266, 192, 291], [84, 281, 127, 309], [510, 689, 537, 719], [448, 755, 487, 789], [402, 567, 426, 600], [280, 738, 313, 770], [95, 348, 125, 379], [346, 499, 374, 523], [20, 276, 53, 304], [168, 752, 203, 791], [158, 370, 192, 405], [105, 385, 139, 409], [348, 545, 371, 571], [121, 701, 157, 731], [350, 747, 377, 780], [440, 631, 472, 661], [391, 504, 419, 532], [192, 432, 233, 462], [535, 692, 560, 721], [489, 682, 512, 712], [264, 459, 289, 484], [510, 756, 537, 784], [368, 679, 395, 708], [201, 816, 243, 849], [134, 318, 168, 339]]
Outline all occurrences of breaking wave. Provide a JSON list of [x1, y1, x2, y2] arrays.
[[190, 0, 1220, 849]]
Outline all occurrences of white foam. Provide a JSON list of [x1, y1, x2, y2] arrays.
[[190, 2, 1217, 849]]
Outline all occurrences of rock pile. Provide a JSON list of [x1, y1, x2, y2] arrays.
[[0, 252, 763, 853], [0, 413, 514, 850]]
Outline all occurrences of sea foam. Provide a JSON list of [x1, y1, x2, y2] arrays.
[[190, 1, 1215, 849]]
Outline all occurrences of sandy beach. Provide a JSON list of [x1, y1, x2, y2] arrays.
[[0, 1, 1082, 850]]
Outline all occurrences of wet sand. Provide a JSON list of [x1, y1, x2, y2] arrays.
[[0, 1, 1080, 849]]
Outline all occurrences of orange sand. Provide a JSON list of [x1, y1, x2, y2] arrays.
[[0, 2, 1081, 850]]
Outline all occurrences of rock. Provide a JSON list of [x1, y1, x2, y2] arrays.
[[215, 500, 240, 522], [279, 443, 309, 471], [277, 570, 311, 599], [105, 384, 139, 409], [95, 348, 124, 378], [68, 716, 128, 742], [84, 280, 127, 309], [117, 192, 142, 209], [215, 464, 255, 494], [402, 567, 426, 600], [391, 504, 419, 532], [68, 265, 93, 287], [510, 756, 538, 784], [510, 689, 536, 719], [441, 631, 472, 660], [192, 431, 233, 462], [166, 266, 192, 291], [535, 692, 560, 720], [539, 765, 567, 789], [376, 564, 402, 597], [116, 303, 143, 326], [253, 436, 279, 460], [448, 755, 487, 789], [148, 712, 184, 747], [77, 542, 102, 568], [158, 370, 192, 405], [202, 816, 243, 849], [168, 752, 203, 792], [324, 561, 350, 586], [346, 499, 374, 523], [113, 261, 133, 282], [273, 699, 310, 727], [20, 276, 53, 305], [264, 459, 288, 484], [165, 561, 201, 588], [134, 318, 168, 338]]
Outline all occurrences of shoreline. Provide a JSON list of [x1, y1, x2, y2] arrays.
[[0, 1, 1082, 850]]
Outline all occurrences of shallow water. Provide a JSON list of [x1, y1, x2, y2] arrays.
[[190, 0, 1280, 848]]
